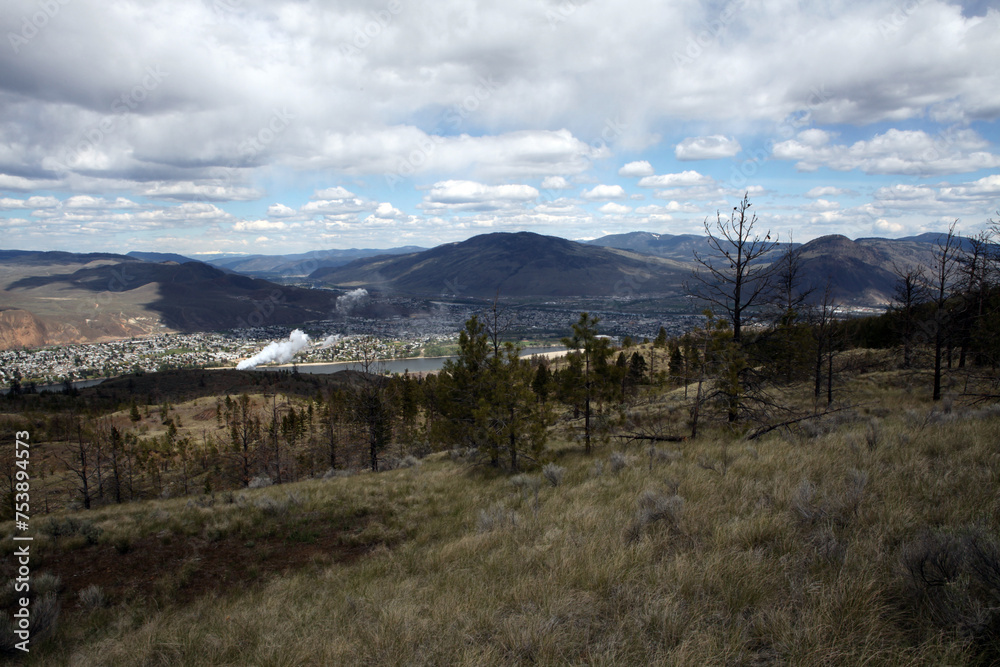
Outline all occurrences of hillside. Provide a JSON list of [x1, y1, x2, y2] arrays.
[[207, 246, 426, 277], [3, 366, 999, 664], [0, 254, 341, 349], [796, 235, 942, 304], [126, 251, 199, 264], [586, 231, 714, 261], [589, 231, 960, 305], [311, 231, 690, 298]]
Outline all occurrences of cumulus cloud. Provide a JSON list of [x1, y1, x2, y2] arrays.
[[638, 171, 713, 188], [540, 176, 573, 190], [313, 186, 356, 200], [597, 202, 632, 215], [675, 136, 742, 160], [618, 160, 654, 177], [773, 128, 1000, 175], [267, 203, 299, 218], [1, 0, 999, 251], [0, 196, 59, 210], [233, 220, 287, 232], [421, 180, 539, 212], [938, 174, 1000, 201], [300, 197, 371, 216], [139, 182, 262, 202], [581, 184, 627, 201], [805, 186, 853, 198]]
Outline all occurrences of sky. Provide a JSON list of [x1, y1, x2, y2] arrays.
[[1, 0, 999, 256]]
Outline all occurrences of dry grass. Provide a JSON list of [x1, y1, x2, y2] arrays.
[[2, 370, 999, 664]]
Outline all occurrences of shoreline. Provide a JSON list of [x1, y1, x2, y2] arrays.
[[210, 346, 569, 371]]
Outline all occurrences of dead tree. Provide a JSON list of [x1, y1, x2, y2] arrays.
[[691, 193, 778, 346], [890, 262, 929, 369], [931, 223, 960, 401]]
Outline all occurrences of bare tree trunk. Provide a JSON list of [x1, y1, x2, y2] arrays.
[[932, 223, 959, 401]]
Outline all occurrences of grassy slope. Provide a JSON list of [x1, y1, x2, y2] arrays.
[[5, 371, 1000, 665]]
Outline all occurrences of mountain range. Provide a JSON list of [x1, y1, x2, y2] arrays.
[[309, 232, 691, 298], [0, 230, 971, 349], [309, 230, 954, 303], [0, 253, 340, 349]]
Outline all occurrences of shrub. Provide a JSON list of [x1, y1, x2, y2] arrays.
[[80, 521, 103, 546], [400, 455, 421, 468], [112, 534, 133, 555], [609, 452, 627, 474], [542, 463, 566, 487], [248, 475, 273, 489], [33, 573, 62, 596], [791, 479, 824, 525], [864, 419, 882, 451], [40, 518, 102, 545], [255, 495, 288, 516], [899, 526, 1000, 660], [511, 474, 541, 498], [78, 584, 106, 610], [625, 490, 684, 543], [477, 504, 518, 533]]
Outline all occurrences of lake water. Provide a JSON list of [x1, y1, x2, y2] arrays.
[[1, 347, 568, 394], [258, 345, 568, 375], [0, 377, 107, 395]]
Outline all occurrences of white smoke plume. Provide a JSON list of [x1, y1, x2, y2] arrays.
[[336, 288, 369, 314], [237, 329, 310, 370], [318, 333, 342, 348]]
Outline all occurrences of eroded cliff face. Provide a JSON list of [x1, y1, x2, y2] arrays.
[[0, 307, 166, 350], [0, 309, 47, 349]]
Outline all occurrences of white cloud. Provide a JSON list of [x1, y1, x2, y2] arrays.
[[581, 184, 627, 201], [805, 186, 852, 198], [63, 196, 138, 210], [806, 199, 840, 212], [234, 220, 287, 232], [597, 202, 632, 215], [939, 174, 1000, 201], [874, 220, 905, 234], [773, 128, 1000, 175], [372, 202, 406, 219], [139, 182, 262, 202], [313, 186, 357, 200], [267, 203, 299, 218], [1, 0, 999, 252], [300, 197, 371, 216], [618, 160, 654, 177], [541, 176, 573, 190], [0, 196, 59, 210], [638, 170, 713, 188], [421, 180, 539, 212], [675, 136, 741, 160]]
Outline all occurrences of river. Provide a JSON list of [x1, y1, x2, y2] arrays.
[[256, 345, 568, 375]]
